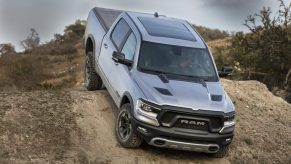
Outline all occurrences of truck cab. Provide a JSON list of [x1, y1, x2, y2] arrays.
[[84, 8, 235, 158]]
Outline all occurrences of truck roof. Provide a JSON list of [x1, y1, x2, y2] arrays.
[[93, 7, 206, 48]]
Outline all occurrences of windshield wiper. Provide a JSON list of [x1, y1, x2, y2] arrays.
[[139, 68, 165, 74], [184, 75, 207, 88], [140, 68, 169, 83], [139, 68, 207, 87], [164, 73, 208, 88]]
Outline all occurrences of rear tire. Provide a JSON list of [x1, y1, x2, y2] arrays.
[[115, 104, 143, 148], [208, 145, 229, 158], [84, 52, 102, 91]]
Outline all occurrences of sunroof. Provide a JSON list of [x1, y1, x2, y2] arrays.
[[138, 17, 196, 42]]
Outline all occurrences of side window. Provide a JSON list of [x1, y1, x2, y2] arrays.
[[111, 19, 130, 50], [121, 32, 137, 61]]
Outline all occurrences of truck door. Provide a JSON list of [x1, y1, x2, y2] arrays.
[[110, 31, 137, 104], [98, 18, 131, 103]]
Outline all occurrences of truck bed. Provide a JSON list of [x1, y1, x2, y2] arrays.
[[93, 7, 123, 32]]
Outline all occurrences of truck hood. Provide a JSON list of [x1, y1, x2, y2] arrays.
[[133, 71, 233, 113]]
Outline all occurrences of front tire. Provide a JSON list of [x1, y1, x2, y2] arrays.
[[115, 104, 143, 148], [84, 52, 102, 91]]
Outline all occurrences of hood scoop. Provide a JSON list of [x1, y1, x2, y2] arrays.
[[211, 95, 223, 102], [155, 87, 173, 96]]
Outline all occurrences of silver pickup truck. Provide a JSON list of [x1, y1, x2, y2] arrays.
[[83, 7, 235, 158]]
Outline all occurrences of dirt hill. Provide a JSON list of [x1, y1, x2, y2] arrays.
[[0, 36, 290, 163], [0, 79, 290, 163]]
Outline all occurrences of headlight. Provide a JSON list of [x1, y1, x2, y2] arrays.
[[135, 99, 161, 126], [224, 119, 235, 127], [219, 114, 235, 134]]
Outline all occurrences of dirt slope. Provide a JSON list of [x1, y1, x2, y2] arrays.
[[0, 80, 290, 164], [222, 79, 291, 163]]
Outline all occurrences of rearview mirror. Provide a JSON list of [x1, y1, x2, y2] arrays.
[[112, 51, 133, 67], [218, 65, 233, 77]]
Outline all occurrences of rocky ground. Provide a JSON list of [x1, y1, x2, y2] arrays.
[[0, 80, 290, 164]]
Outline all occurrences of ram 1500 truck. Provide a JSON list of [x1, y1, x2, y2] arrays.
[[84, 7, 235, 158]]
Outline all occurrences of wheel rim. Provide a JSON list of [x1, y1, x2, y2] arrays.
[[84, 56, 90, 86], [118, 111, 132, 140]]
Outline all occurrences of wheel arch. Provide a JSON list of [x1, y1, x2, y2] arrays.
[[120, 92, 135, 114], [85, 34, 96, 68], [85, 34, 95, 54]]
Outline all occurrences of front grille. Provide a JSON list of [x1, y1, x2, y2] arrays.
[[175, 118, 209, 131], [158, 110, 223, 132]]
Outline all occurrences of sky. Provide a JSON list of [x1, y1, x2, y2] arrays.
[[0, 0, 288, 51]]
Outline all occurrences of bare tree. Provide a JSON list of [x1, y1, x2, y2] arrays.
[[0, 43, 15, 56], [21, 28, 40, 50]]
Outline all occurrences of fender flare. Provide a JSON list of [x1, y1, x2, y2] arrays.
[[120, 92, 135, 115], [85, 34, 96, 66]]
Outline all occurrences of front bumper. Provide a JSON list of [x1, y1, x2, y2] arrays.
[[132, 117, 233, 152], [149, 137, 220, 153]]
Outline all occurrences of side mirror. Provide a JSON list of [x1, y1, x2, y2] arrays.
[[218, 66, 233, 77], [112, 51, 133, 67]]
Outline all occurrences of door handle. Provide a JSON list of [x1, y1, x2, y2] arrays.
[[104, 43, 108, 49]]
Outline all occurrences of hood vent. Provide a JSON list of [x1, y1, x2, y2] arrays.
[[211, 95, 222, 102], [155, 87, 173, 96]]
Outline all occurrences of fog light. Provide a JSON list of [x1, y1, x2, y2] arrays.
[[137, 126, 148, 133], [209, 146, 219, 152], [154, 140, 166, 146]]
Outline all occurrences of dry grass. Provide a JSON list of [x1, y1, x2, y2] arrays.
[[208, 37, 232, 49], [0, 40, 83, 91], [0, 54, 47, 90]]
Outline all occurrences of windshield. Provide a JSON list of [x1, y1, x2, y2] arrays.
[[138, 42, 218, 81]]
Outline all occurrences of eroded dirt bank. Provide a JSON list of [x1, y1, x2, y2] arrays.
[[0, 80, 290, 163]]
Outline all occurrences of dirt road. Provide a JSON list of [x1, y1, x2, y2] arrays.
[[0, 80, 290, 163]]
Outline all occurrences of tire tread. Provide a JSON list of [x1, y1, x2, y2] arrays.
[[85, 52, 102, 91], [115, 104, 143, 148]]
